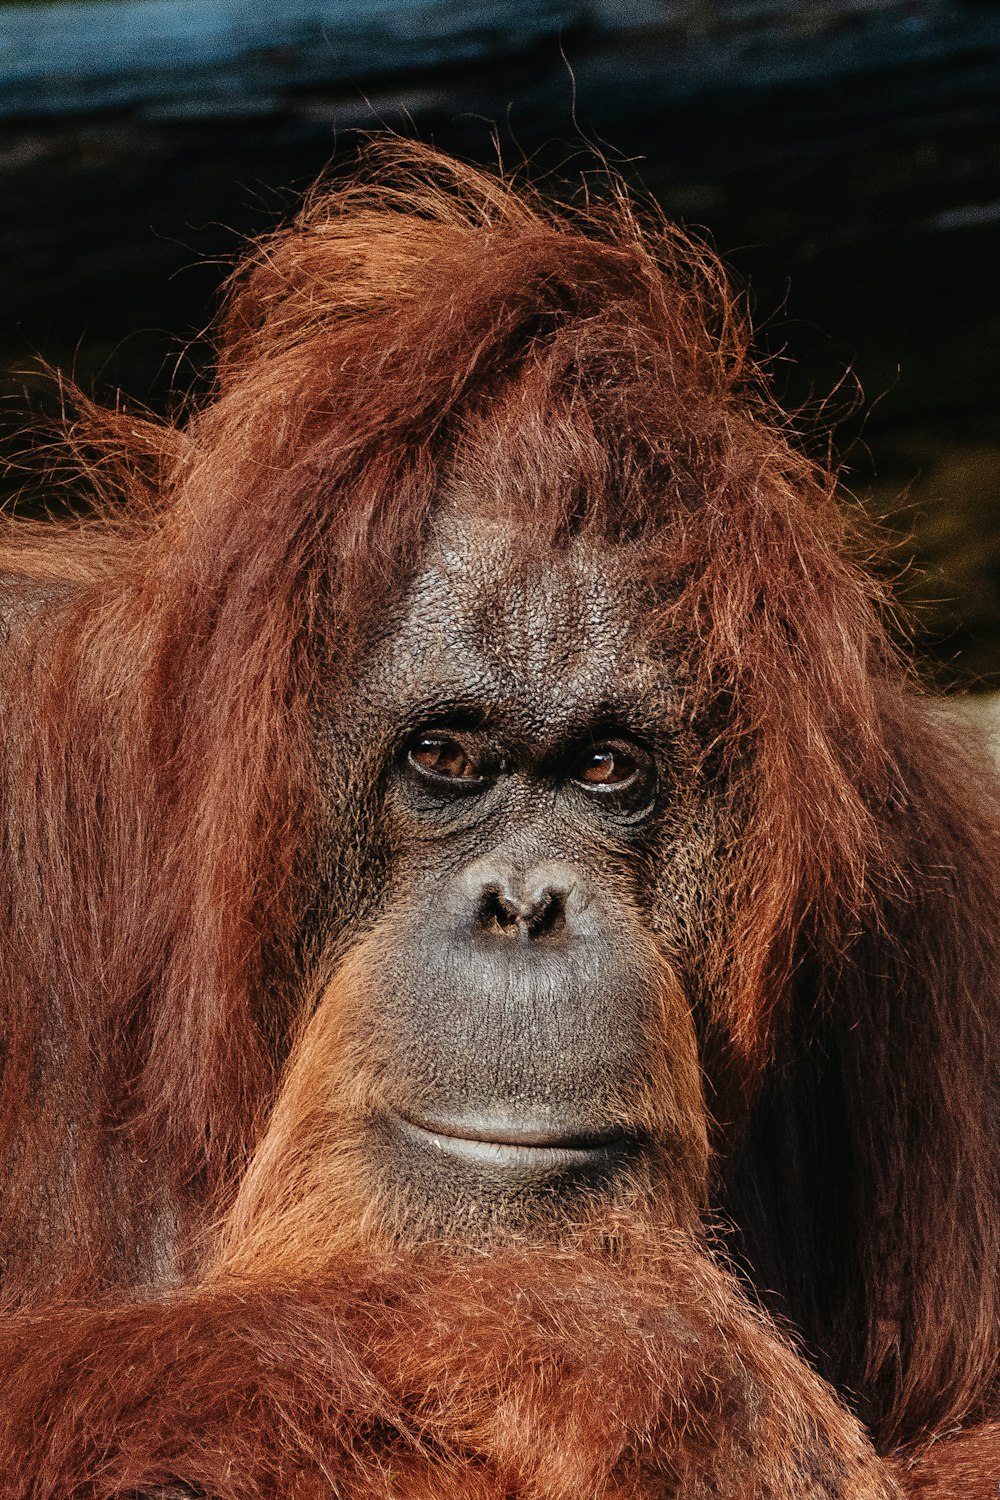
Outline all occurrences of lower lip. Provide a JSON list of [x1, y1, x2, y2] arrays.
[[391, 1115, 630, 1174]]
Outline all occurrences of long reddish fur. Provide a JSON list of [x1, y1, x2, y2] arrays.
[[0, 142, 997, 1495]]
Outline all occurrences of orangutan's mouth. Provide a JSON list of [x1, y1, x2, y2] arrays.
[[391, 1112, 634, 1174]]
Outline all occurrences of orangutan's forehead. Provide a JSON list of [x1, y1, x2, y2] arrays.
[[369, 517, 670, 736]]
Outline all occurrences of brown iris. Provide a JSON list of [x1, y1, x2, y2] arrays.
[[573, 741, 648, 794], [408, 734, 480, 781]]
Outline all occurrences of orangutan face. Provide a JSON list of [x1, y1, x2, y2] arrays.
[[314, 518, 714, 1243]]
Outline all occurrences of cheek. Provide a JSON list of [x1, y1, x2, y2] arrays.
[[306, 740, 398, 952]]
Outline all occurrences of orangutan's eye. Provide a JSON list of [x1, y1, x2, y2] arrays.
[[572, 740, 653, 801], [406, 734, 482, 785]]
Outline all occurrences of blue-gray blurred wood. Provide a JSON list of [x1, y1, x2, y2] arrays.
[[0, 0, 569, 118], [1, 1, 999, 120]]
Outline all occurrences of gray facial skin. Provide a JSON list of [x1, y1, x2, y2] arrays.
[[316, 516, 717, 1240]]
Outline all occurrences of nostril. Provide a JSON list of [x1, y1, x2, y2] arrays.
[[526, 890, 566, 939], [477, 886, 521, 936]]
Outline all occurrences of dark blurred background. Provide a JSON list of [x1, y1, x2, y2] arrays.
[[1, 0, 998, 685]]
